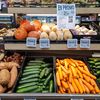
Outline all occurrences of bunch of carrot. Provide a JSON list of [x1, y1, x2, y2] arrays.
[[56, 58, 100, 94]]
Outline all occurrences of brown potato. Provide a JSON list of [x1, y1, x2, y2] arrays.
[[8, 66, 18, 88], [0, 85, 6, 93], [0, 69, 11, 86], [0, 62, 8, 70]]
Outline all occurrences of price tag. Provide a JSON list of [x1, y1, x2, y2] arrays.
[[67, 39, 78, 48], [57, 4, 76, 29], [39, 39, 50, 49], [0, 37, 4, 53], [80, 39, 90, 48], [26, 37, 37, 48]]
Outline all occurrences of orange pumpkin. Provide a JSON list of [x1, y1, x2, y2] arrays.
[[15, 28, 27, 40], [28, 31, 40, 39], [32, 20, 42, 31]]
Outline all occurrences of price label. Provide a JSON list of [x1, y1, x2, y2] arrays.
[[26, 37, 37, 48], [0, 37, 4, 53], [67, 39, 78, 48], [39, 39, 50, 49], [80, 39, 90, 48]]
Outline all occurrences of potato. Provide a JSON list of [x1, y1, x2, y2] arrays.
[[0, 69, 11, 86], [0, 62, 8, 70], [0, 85, 6, 93], [8, 66, 18, 88]]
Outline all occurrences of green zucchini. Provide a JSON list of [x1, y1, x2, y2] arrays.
[[16, 86, 38, 93], [23, 69, 40, 73], [29, 60, 44, 63], [30, 87, 42, 93], [45, 68, 52, 76], [21, 74, 39, 81], [22, 71, 40, 76], [41, 63, 51, 68], [19, 78, 38, 84], [44, 73, 52, 85], [25, 66, 41, 69], [49, 80, 53, 93], [95, 62, 100, 66], [18, 82, 37, 89], [40, 68, 47, 78]]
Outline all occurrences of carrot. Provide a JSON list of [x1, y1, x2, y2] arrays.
[[70, 59, 79, 67], [78, 78, 85, 93], [83, 74, 91, 83], [93, 81, 100, 93], [59, 87, 65, 93], [69, 69, 72, 83], [62, 87, 66, 92], [58, 67, 63, 80], [56, 71, 61, 86], [68, 83, 75, 93], [82, 79, 94, 91], [83, 84, 90, 93], [74, 78, 83, 94], [58, 90, 61, 94], [64, 59, 68, 70], [83, 65, 90, 73], [62, 71, 67, 79], [90, 79, 96, 86], [56, 59, 61, 65], [72, 79, 79, 93], [68, 89, 71, 93], [61, 81, 69, 89], [91, 90, 96, 94], [56, 63, 59, 67], [78, 66, 96, 80], [70, 65, 77, 78], [66, 59, 76, 67], [60, 65, 69, 74], [76, 68, 83, 78]]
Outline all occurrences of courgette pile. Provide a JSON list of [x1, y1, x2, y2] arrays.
[[16, 58, 54, 93], [88, 58, 100, 83]]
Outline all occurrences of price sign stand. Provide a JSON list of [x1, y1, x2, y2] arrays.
[[39, 39, 50, 49], [67, 39, 78, 49], [24, 97, 36, 100], [26, 37, 37, 48], [80, 39, 90, 49]]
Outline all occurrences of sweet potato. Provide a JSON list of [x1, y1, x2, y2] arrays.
[[0, 69, 10, 86], [8, 66, 18, 88], [0, 85, 6, 93]]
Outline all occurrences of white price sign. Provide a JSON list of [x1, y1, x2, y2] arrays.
[[67, 39, 78, 48], [39, 39, 50, 49], [26, 37, 37, 48], [80, 39, 90, 48], [57, 4, 76, 29]]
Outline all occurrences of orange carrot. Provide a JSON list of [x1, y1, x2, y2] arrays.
[[61, 81, 69, 89], [93, 80, 100, 93], [69, 69, 72, 83], [78, 78, 85, 93], [64, 59, 68, 70], [62, 87, 66, 92], [76, 68, 83, 78], [58, 67, 63, 80], [72, 79, 79, 93], [66, 59, 76, 67], [82, 79, 94, 91], [70, 65, 77, 78], [68, 82, 75, 93], [59, 87, 65, 93], [91, 90, 96, 94], [56, 59, 61, 65], [56, 63, 59, 67], [56, 71, 61, 86], [83, 65, 90, 73], [62, 71, 67, 79], [70, 59, 79, 67], [78, 67, 96, 80], [83, 74, 91, 83], [60, 65, 69, 74], [83, 84, 90, 93], [68, 89, 71, 93], [74, 78, 83, 94], [90, 79, 96, 86]]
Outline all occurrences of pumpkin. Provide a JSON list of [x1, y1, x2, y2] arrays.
[[32, 20, 42, 31], [15, 28, 27, 40], [20, 22, 35, 32], [28, 31, 40, 39]]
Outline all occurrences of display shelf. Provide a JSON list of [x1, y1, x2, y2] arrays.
[[8, 7, 100, 14], [5, 43, 100, 51], [0, 94, 100, 99]]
